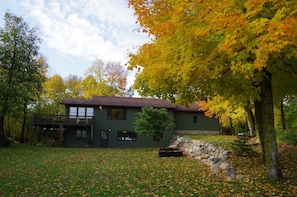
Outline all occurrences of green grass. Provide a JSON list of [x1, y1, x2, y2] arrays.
[[0, 144, 297, 196], [183, 135, 238, 150]]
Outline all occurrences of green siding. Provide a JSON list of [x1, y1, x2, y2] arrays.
[[174, 111, 220, 131], [63, 107, 220, 147], [92, 107, 173, 148], [64, 126, 91, 147]]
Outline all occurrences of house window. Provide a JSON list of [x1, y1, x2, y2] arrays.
[[117, 131, 137, 141], [69, 107, 94, 118], [78, 107, 85, 118], [76, 130, 87, 139], [193, 115, 197, 124], [69, 107, 77, 118], [107, 108, 126, 120], [86, 107, 94, 118]]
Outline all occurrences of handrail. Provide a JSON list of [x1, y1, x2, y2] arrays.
[[33, 114, 94, 125]]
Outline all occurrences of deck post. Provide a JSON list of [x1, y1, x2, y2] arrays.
[[59, 124, 64, 146], [91, 124, 94, 147]]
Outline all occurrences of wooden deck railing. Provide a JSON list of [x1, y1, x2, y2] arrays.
[[33, 114, 94, 126]]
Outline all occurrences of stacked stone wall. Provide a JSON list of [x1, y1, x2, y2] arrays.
[[169, 136, 244, 181]]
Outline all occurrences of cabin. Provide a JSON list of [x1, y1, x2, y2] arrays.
[[32, 96, 220, 148]]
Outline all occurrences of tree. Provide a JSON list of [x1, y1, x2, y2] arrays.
[[134, 107, 174, 146], [128, 0, 297, 180], [0, 12, 43, 146], [64, 75, 82, 98], [81, 59, 127, 97], [19, 55, 48, 143], [284, 96, 297, 130], [78, 75, 102, 98], [41, 74, 66, 115]]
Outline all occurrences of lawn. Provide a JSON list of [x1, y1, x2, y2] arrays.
[[0, 144, 296, 196]]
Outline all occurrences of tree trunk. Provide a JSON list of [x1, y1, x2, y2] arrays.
[[229, 117, 233, 135], [244, 104, 256, 137], [20, 104, 27, 143], [0, 115, 9, 146], [30, 126, 37, 145], [254, 100, 265, 163], [280, 99, 286, 130], [254, 71, 282, 181]]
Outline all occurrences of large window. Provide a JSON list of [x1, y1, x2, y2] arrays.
[[117, 131, 137, 141], [69, 107, 77, 118], [76, 130, 87, 139], [86, 108, 94, 118], [78, 107, 85, 118], [69, 107, 94, 118], [107, 108, 126, 120]]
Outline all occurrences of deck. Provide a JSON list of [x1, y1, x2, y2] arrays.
[[33, 114, 94, 127]]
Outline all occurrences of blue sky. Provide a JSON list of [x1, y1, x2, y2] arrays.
[[0, 0, 150, 85]]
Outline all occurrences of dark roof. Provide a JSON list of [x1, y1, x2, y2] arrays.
[[175, 103, 202, 112], [61, 96, 202, 112], [60, 98, 93, 106]]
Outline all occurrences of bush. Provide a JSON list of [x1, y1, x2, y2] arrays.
[[278, 130, 297, 146]]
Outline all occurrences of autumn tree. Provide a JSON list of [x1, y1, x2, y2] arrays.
[[80, 59, 127, 97], [0, 12, 44, 146], [64, 75, 82, 98], [128, 0, 297, 180], [78, 75, 101, 98], [40, 74, 66, 115]]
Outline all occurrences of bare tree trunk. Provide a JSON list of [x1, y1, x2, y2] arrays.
[[280, 99, 286, 130], [254, 70, 282, 181], [244, 104, 256, 137]]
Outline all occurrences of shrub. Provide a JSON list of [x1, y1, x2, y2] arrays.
[[278, 130, 297, 146]]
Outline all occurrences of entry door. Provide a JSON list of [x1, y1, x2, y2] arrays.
[[100, 130, 109, 147]]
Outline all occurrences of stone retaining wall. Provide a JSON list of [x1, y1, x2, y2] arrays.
[[169, 136, 244, 181]]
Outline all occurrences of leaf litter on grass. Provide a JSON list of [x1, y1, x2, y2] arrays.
[[0, 145, 296, 196]]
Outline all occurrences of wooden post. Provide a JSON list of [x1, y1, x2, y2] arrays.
[[59, 124, 64, 146], [89, 125, 93, 147]]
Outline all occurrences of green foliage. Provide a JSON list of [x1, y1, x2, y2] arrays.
[[278, 130, 297, 146], [134, 107, 174, 142], [233, 121, 249, 136], [284, 96, 297, 130], [0, 145, 297, 196], [0, 12, 44, 145]]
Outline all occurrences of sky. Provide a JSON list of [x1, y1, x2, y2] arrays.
[[0, 0, 150, 86]]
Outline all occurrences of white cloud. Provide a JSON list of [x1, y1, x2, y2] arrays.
[[21, 0, 149, 64], [0, 0, 149, 86]]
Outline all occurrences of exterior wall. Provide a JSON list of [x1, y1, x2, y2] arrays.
[[62, 106, 220, 147], [63, 106, 174, 148], [174, 111, 220, 135], [64, 126, 92, 147], [93, 106, 174, 148]]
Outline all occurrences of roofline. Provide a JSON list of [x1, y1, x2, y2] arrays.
[[61, 96, 202, 112]]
